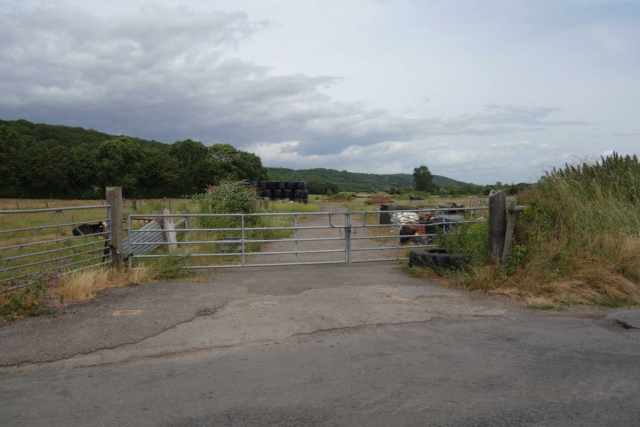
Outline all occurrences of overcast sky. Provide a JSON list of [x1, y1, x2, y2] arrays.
[[1, 0, 638, 184]]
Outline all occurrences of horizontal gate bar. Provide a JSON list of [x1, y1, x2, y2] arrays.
[[0, 219, 110, 235], [1, 239, 108, 262], [183, 260, 346, 269], [0, 206, 109, 215], [1, 247, 108, 272], [132, 248, 346, 259], [0, 232, 110, 251], [130, 236, 345, 246], [130, 225, 340, 233]]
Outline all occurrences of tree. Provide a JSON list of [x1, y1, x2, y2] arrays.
[[413, 165, 433, 191], [307, 179, 339, 195], [96, 137, 143, 195], [169, 139, 210, 194]]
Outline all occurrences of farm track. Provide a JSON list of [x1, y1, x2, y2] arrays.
[[248, 203, 397, 265]]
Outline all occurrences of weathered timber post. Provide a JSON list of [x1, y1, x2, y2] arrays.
[[501, 200, 517, 264], [106, 187, 124, 268], [159, 208, 178, 252], [488, 190, 507, 262], [501, 201, 526, 264]]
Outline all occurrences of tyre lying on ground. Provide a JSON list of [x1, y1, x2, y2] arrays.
[[408, 249, 469, 270]]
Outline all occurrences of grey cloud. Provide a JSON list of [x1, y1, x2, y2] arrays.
[[0, 5, 586, 159]]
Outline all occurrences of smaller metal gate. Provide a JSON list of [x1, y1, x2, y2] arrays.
[[0, 205, 112, 292], [127, 207, 485, 270]]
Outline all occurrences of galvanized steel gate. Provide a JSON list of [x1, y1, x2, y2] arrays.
[[127, 208, 484, 270]]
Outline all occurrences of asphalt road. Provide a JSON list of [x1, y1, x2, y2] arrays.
[[1, 205, 640, 426]]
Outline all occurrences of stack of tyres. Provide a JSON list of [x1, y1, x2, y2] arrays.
[[243, 181, 307, 202]]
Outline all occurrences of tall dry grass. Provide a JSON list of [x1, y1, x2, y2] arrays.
[[61, 267, 150, 301], [432, 153, 640, 307]]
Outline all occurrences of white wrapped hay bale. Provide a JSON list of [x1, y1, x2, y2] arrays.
[[390, 212, 420, 230]]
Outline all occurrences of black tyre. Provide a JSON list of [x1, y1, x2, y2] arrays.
[[267, 181, 278, 191], [283, 189, 292, 199], [409, 250, 468, 270], [302, 190, 309, 199], [263, 189, 272, 199], [278, 181, 286, 190], [273, 189, 282, 199], [286, 181, 297, 190], [259, 181, 267, 189], [296, 181, 305, 190], [294, 189, 303, 199]]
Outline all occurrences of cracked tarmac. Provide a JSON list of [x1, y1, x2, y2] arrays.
[[2, 205, 640, 426]]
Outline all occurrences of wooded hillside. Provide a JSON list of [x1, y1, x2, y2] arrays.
[[0, 119, 267, 198], [267, 167, 467, 192]]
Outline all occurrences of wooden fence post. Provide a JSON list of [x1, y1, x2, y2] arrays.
[[106, 187, 124, 269], [488, 190, 507, 262], [159, 208, 178, 253], [501, 200, 517, 264]]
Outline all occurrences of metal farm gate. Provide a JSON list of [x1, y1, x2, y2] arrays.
[[127, 208, 484, 270], [0, 205, 113, 292]]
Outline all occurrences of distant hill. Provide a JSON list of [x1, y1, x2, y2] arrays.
[[267, 167, 467, 192], [0, 119, 169, 151]]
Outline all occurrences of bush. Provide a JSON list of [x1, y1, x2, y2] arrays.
[[327, 192, 354, 202], [194, 181, 262, 230], [436, 221, 489, 267]]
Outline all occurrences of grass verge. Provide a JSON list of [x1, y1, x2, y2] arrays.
[[407, 153, 640, 309]]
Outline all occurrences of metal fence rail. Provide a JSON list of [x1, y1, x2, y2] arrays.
[[128, 207, 486, 270], [0, 205, 112, 292]]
